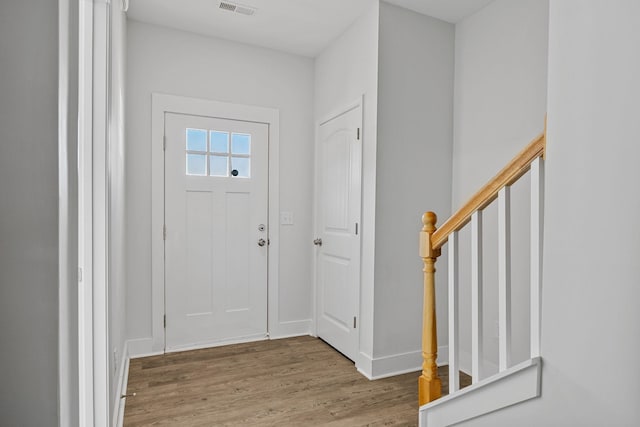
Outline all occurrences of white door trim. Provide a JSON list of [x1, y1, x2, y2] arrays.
[[78, 0, 111, 425], [77, 0, 94, 423], [92, 2, 111, 424], [151, 93, 280, 353], [312, 95, 364, 351], [58, 0, 73, 424]]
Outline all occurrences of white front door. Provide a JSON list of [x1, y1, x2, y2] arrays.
[[315, 104, 363, 361], [164, 112, 269, 351]]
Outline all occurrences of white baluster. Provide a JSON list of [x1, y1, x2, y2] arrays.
[[448, 231, 460, 393], [471, 210, 484, 383], [530, 158, 544, 358], [498, 186, 512, 371]]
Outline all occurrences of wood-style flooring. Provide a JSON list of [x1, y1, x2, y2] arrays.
[[124, 336, 471, 426]]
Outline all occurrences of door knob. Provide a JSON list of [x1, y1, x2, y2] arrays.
[[258, 238, 266, 247], [313, 238, 322, 246]]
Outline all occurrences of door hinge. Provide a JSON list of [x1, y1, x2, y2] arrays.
[[163, 314, 166, 328], [163, 135, 167, 151], [353, 316, 357, 328], [78, 267, 83, 282], [355, 222, 358, 236], [357, 128, 360, 140], [163, 224, 167, 240]]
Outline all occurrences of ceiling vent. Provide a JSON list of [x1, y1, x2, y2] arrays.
[[235, 5, 255, 16], [219, 2, 236, 12], [219, 1, 256, 16]]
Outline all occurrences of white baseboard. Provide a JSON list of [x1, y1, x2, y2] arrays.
[[357, 350, 422, 380], [270, 319, 313, 339], [356, 345, 452, 380], [356, 345, 498, 381], [113, 341, 130, 427], [166, 333, 269, 353], [355, 351, 373, 378], [419, 357, 542, 427], [127, 320, 312, 359], [371, 350, 422, 379], [127, 337, 157, 359]]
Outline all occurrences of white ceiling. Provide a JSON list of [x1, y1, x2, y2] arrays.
[[127, 0, 494, 57]]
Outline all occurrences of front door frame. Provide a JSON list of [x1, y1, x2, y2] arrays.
[[151, 94, 280, 353]]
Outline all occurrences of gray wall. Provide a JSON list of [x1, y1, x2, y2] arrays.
[[459, 1, 640, 425], [375, 1, 454, 360], [0, 0, 60, 425], [314, 1, 380, 372], [126, 20, 315, 347], [451, 0, 549, 373]]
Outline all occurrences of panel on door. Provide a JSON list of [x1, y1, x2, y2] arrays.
[[316, 105, 362, 361], [164, 113, 268, 351]]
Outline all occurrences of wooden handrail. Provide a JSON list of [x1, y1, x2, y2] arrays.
[[418, 121, 546, 407], [432, 132, 546, 250]]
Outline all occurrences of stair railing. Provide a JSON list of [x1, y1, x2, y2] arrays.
[[418, 122, 546, 406]]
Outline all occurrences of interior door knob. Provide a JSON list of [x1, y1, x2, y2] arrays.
[[313, 238, 322, 246], [258, 238, 266, 247]]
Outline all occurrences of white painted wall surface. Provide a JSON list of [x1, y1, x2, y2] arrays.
[[0, 1, 60, 424], [126, 21, 315, 346], [457, 1, 640, 425], [451, 0, 549, 373], [109, 3, 128, 421], [374, 2, 454, 367], [314, 2, 380, 371]]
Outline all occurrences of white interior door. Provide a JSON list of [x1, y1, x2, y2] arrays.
[[315, 104, 362, 362], [164, 113, 269, 351]]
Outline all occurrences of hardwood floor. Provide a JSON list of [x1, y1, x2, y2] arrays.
[[124, 336, 471, 426]]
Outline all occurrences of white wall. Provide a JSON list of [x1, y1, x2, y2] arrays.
[[0, 0, 60, 424], [451, 0, 549, 373], [126, 21, 315, 346], [109, 3, 128, 420], [314, 1, 380, 372], [458, 1, 640, 425], [374, 1, 454, 367]]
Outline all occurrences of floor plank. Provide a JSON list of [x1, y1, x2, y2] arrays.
[[123, 336, 471, 426]]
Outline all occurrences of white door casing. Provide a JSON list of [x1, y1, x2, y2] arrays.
[[164, 113, 268, 351], [315, 102, 363, 362], [151, 94, 280, 354]]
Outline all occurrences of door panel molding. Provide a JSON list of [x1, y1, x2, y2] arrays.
[[151, 94, 279, 352], [164, 113, 268, 350], [313, 97, 364, 340]]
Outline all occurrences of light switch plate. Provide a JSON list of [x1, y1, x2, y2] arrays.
[[280, 211, 294, 225]]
